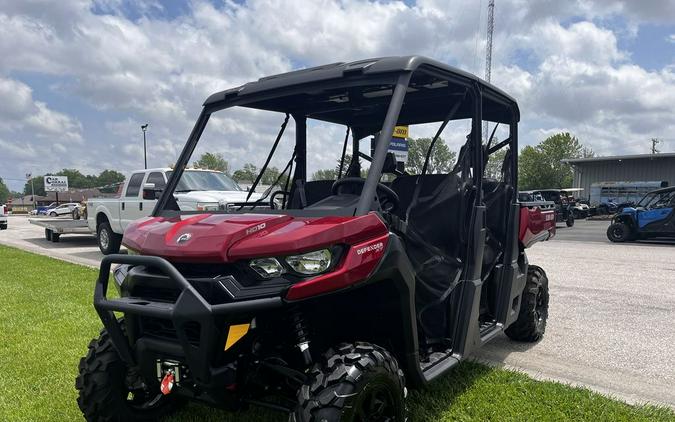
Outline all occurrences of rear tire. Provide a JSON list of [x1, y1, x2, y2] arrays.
[[505, 265, 549, 342], [293, 342, 406, 422], [76, 323, 180, 422], [97, 221, 122, 255], [607, 223, 631, 242]]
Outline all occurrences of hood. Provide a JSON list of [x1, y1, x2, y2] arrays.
[[174, 190, 263, 203], [122, 212, 387, 263]]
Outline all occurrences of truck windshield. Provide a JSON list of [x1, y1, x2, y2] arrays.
[[169, 171, 242, 192]]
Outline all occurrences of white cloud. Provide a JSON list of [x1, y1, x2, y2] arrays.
[[0, 0, 674, 191]]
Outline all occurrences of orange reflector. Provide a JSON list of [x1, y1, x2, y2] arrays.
[[224, 323, 250, 351]]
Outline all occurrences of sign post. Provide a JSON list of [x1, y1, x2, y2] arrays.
[[44, 176, 69, 205]]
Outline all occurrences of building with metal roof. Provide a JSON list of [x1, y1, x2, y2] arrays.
[[562, 153, 675, 201]]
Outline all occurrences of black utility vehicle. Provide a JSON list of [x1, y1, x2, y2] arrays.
[[76, 56, 552, 422]]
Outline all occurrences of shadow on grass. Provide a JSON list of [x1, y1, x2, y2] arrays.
[[165, 361, 495, 422]]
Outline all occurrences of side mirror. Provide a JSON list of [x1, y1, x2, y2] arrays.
[[142, 183, 162, 200]]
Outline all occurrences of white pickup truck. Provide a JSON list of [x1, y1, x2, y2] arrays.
[[88, 168, 260, 254], [0, 204, 7, 230]]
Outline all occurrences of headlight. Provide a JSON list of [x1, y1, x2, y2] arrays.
[[284, 249, 332, 275], [196, 202, 219, 211], [250, 257, 285, 278]]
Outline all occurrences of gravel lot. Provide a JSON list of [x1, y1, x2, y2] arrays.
[[1, 215, 673, 407]]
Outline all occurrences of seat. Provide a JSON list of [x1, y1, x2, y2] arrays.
[[288, 180, 335, 208]]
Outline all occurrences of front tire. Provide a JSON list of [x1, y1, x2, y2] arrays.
[[607, 223, 631, 242], [76, 324, 180, 422], [97, 221, 122, 255], [293, 342, 406, 422], [566, 214, 575, 227], [50, 211, 57, 217], [505, 265, 549, 342]]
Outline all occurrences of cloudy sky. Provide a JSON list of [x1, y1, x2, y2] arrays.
[[1, 0, 674, 191]]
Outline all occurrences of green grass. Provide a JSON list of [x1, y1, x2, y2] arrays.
[[0, 244, 673, 421]]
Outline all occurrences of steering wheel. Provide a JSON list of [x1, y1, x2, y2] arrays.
[[331, 177, 400, 212]]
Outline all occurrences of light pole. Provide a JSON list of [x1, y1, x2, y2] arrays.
[[26, 173, 35, 210], [141, 124, 149, 169]]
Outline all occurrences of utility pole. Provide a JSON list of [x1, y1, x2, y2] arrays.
[[651, 138, 660, 154], [141, 124, 149, 169], [484, 0, 495, 142]]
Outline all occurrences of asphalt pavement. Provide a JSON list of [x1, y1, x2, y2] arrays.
[[1, 216, 673, 408]]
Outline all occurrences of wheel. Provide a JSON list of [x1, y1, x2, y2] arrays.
[[292, 342, 406, 422], [505, 265, 549, 342], [72, 209, 80, 220], [45, 228, 53, 241], [76, 323, 181, 422], [51, 233, 60, 242], [0, 223, 7, 230], [97, 222, 122, 255], [50, 211, 57, 217], [566, 214, 574, 227], [607, 223, 631, 242]]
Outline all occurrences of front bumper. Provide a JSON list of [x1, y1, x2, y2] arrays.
[[94, 254, 284, 387]]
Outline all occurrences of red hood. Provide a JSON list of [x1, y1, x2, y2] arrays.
[[122, 213, 388, 263]]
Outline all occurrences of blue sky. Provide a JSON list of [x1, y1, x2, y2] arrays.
[[1, 0, 674, 192]]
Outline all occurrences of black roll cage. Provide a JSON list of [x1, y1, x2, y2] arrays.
[[154, 62, 520, 218]]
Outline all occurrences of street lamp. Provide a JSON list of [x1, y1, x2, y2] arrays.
[[141, 123, 149, 169]]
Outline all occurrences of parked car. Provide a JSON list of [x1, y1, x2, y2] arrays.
[[0, 204, 7, 230], [87, 168, 262, 254], [76, 55, 555, 422], [45, 202, 79, 217], [36, 202, 57, 215], [607, 186, 675, 242]]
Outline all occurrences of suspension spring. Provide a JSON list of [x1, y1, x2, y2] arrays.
[[290, 308, 312, 365]]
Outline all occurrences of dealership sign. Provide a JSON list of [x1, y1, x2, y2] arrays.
[[44, 176, 69, 192]]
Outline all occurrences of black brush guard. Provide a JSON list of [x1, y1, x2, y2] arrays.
[[94, 254, 283, 385]]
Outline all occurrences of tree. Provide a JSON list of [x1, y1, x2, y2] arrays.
[[311, 169, 337, 181], [485, 148, 507, 180], [406, 137, 456, 174], [518, 132, 585, 190], [24, 175, 46, 196], [232, 163, 258, 183], [0, 178, 10, 204], [96, 170, 125, 187], [193, 152, 230, 174]]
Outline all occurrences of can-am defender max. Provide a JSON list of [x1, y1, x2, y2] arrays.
[[77, 56, 553, 421]]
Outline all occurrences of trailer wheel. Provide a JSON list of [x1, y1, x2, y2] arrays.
[[97, 222, 122, 255], [293, 342, 406, 422], [505, 265, 549, 342], [45, 228, 53, 241]]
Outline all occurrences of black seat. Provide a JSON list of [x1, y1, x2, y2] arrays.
[[288, 180, 335, 208]]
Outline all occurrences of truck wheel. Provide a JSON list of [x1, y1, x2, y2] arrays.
[[76, 323, 180, 422], [293, 342, 406, 422], [566, 214, 575, 227], [505, 265, 549, 342], [97, 222, 122, 255], [607, 223, 631, 242]]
